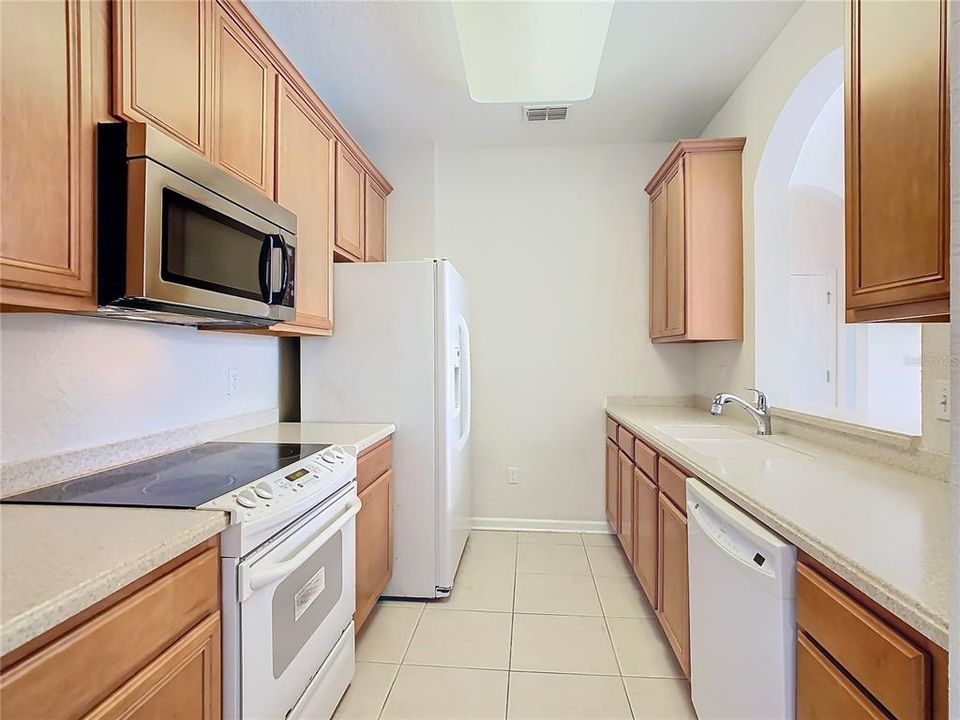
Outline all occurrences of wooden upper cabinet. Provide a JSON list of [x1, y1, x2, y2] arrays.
[[335, 145, 366, 261], [657, 493, 690, 675], [645, 138, 744, 342], [274, 80, 335, 333], [1, 0, 96, 311], [113, 0, 209, 155], [649, 186, 668, 337], [211, 3, 275, 194], [664, 164, 686, 337], [845, 0, 949, 322], [364, 177, 387, 262]]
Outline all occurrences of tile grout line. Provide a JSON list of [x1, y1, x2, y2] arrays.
[[375, 599, 427, 720], [504, 538, 519, 719], [587, 539, 637, 720]]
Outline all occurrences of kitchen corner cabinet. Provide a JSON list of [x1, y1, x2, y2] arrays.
[[335, 145, 366, 262], [605, 438, 620, 532], [211, 2, 275, 195], [0, 540, 221, 720], [355, 437, 394, 632], [1, 0, 98, 312], [364, 177, 388, 262], [844, 0, 949, 322], [645, 138, 745, 342], [273, 80, 336, 335]]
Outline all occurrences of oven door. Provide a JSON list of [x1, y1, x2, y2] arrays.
[[237, 484, 359, 719], [129, 156, 296, 321]]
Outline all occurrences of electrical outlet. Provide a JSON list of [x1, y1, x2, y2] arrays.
[[934, 379, 949, 422], [227, 368, 240, 397], [507, 467, 520, 485]]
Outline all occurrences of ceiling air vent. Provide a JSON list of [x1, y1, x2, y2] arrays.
[[522, 105, 569, 122]]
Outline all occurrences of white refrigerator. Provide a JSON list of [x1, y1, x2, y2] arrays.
[[301, 259, 472, 598]]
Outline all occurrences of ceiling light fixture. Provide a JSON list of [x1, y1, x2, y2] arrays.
[[452, 0, 614, 104]]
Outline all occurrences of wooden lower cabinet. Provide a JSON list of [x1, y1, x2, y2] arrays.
[[656, 492, 689, 675], [605, 439, 619, 532], [632, 467, 658, 606], [796, 558, 947, 720], [617, 454, 634, 562], [86, 613, 221, 720], [0, 540, 221, 720], [355, 439, 395, 632], [797, 631, 886, 720]]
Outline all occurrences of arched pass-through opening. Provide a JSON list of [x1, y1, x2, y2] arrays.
[[753, 47, 921, 434]]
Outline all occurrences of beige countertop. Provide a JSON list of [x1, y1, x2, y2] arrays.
[[222, 422, 396, 454], [0, 505, 228, 656], [605, 404, 949, 649]]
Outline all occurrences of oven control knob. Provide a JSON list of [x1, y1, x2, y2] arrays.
[[254, 481, 274, 500], [236, 489, 259, 508]]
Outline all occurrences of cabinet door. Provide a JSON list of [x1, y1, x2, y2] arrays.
[[649, 184, 668, 337], [657, 493, 689, 674], [632, 468, 658, 607], [113, 0, 208, 154], [1, 0, 96, 311], [211, 3, 274, 193], [617, 452, 634, 562], [335, 145, 365, 261], [86, 613, 221, 720], [845, 0, 949, 322], [275, 81, 335, 331], [356, 470, 393, 632], [664, 163, 686, 337], [605, 439, 620, 532], [364, 177, 387, 262], [797, 632, 887, 720]]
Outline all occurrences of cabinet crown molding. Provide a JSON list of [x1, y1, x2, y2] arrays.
[[644, 137, 746, 195]]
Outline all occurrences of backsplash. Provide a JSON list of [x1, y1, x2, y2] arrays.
[[0, 313, 280, 467]]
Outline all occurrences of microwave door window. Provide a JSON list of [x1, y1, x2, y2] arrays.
[[163, 189, 268, 302]]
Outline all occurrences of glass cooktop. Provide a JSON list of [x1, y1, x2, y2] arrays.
[[2, 442, 329, 509]]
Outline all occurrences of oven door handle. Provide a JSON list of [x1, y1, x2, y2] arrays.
[[240, 497, 362, 600]]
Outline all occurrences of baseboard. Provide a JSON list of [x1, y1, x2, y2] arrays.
[[471, 517, 613, 534]]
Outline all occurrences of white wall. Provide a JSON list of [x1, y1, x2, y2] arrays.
[[433, 143, 696, 526], [0, 314, 279, 464]]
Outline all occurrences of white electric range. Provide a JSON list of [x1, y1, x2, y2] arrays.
[[4, 441, 359, 720]]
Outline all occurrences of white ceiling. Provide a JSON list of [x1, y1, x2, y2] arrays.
[[249, 0, 801, 150]]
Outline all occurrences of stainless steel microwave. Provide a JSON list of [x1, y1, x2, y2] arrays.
[[97, 122, 296, 326]]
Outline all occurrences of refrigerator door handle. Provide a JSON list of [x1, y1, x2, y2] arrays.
[[457, 315, 472, 447]]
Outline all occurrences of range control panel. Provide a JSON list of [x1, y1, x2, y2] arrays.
[[200, 445, 355, 523]]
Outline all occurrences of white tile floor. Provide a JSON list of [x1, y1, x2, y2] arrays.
[[334, 531, 699, 720]]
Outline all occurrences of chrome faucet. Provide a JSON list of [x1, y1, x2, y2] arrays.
[[711, 388, 772, 436]]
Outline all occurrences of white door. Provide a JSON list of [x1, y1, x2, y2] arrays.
[[437, 260, 471, 591], [788, 273, 837, 412]]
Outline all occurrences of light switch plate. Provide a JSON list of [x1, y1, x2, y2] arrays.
[[934, 379, 949, 422]]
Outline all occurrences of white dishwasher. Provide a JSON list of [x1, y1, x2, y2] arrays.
[[686, 478, 797, 720]]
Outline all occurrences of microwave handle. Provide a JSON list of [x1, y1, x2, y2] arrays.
[[258, 234, 289, 304]]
